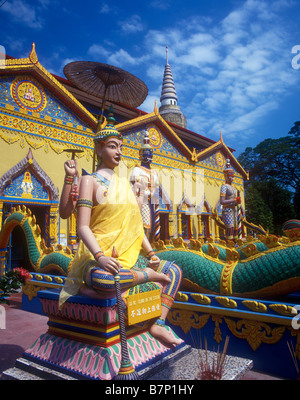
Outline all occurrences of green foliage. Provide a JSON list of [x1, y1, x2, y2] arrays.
[[238, 128, 300, 234], [0, 268, 31, 304], [244, 183, 274, 232], [239, 136, 300, 191], [245, 180, 294, 235], [294, 184, 300, 219]]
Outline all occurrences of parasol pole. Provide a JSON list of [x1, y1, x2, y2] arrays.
[[96, 84, 109, 131], [93, 85, 109, 172], [112, 246, 140, 380]]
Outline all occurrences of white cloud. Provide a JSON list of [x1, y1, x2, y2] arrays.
[[99, 3, 110, 13], [107, 49, 143, 67], [88, 44, 111, 60], [174, 0, 299, 146], [87, 43, 149, 70], [119, 15, 145, 34], [2, 0, 44, 29], [35, 0, 298, 154], [99, 2, 119, 15], [82, 0, 297, 153], [149, 0, 171, 10], [140, 93, 160, 113]]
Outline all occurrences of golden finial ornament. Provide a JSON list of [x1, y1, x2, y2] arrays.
[[29, 42, 38, 64]]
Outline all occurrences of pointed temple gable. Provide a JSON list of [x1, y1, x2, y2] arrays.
[[0, 148, 58, 203]]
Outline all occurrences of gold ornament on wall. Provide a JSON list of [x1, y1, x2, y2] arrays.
[[11, 76, 47, 112]]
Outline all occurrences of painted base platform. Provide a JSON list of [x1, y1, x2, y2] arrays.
[[2, 344, 191, 381], [4, 289, 188, 380], [18, 330, 188, 380], [2, 346, 253, 381]]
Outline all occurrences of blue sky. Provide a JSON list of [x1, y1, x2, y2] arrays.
[[1, 0, 300, 156]]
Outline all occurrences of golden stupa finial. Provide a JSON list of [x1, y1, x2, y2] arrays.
[[220, 131, 224, 143], [154, 100, 159, 115], [29, 42, 38, 64]]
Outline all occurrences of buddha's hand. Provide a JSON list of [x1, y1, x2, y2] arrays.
[[148, 255, 160, 271], [96, 256, 121, 275], [64, 159, 78, 177]]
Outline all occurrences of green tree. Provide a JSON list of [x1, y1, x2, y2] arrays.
[[294, 184, 300, 219], [244, 182, 273, 233], [238, 132, 299, 234], [244, 180, 294, 235], [239, 136, 299, 191]]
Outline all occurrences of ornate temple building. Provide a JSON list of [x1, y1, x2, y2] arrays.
[[0, 43, 248, 271]]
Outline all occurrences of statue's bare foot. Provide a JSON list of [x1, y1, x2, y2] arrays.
[[144, 267, 171, 285], [149, 323, 183, 347]]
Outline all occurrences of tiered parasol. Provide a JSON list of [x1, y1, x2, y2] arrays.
[[64, 61, 148, 170], [64, 61, 148, 120]]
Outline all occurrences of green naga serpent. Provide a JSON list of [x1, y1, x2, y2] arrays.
[[0, 205, 300, 299], [0, 205, 72, 276], [155, 222, 300, 299]]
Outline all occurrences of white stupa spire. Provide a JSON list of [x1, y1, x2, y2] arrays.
[[166, 43, 168, 65], [160, 45, 178, 107], [159, 45, 187, 128]]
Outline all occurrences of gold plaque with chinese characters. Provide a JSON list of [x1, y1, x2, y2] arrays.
[[127, 289, 161, 325]]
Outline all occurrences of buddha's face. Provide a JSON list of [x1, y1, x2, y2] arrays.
[[97, 138, 123, 170]]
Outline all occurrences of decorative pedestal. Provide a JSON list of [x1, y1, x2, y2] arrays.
[[11, 289, 188, 380]]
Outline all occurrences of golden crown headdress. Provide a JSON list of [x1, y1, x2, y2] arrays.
[[94, 105, 122, 144]]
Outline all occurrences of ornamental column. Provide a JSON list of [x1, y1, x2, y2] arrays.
[[0, 248, 7, 277], [215, 221, 220, 242], [68, 211, 77, 245], [168, 212, 175, 239], [49, 205, 59, 246], [0, 201, 3, 230], [178, 212, 183, 237], [197, 214, 202, 239]]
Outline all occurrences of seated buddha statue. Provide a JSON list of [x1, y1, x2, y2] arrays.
[[58, 108, 182, 346]]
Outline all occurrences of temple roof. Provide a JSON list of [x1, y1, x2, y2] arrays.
[[195, 132, 249, 180], [116, 101, 193, 160], [1, 43, 97, 130]]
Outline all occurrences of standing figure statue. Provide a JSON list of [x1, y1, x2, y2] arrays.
[[59, 109, 182, 346], [130, 130, 160, 242], [219, 159, 241, 241]]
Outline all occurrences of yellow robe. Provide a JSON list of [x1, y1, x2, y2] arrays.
[[59, 172, 144, 308]]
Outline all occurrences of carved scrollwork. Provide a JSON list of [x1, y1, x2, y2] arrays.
[[175, 292, 189, 302], [22, 283, 40, 301], [269, 304, 298, 317], [215, 296, 237, 309], [167, 309, 210, 334], [224, 317, 285, 351], [190, 293, 211, 305], [242, 300, 268, 313]]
